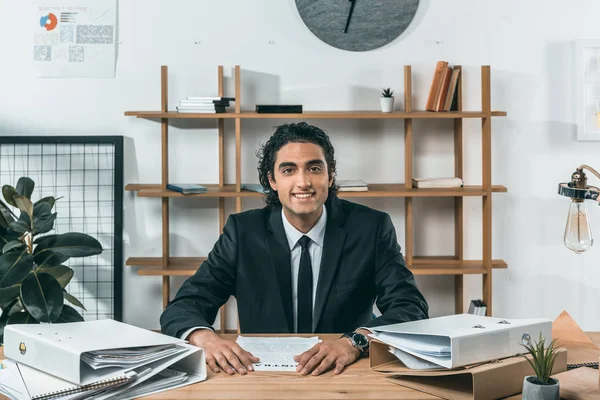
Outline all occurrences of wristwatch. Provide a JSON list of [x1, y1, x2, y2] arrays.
[[341, 332, 369, 354]]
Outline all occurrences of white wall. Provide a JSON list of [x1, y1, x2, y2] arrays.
[[2, 0, 600, 330]]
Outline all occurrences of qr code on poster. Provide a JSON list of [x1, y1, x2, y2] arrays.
[[69, 45, 84, 62], [76, 25, 114, 44], [60, 24, 76, 43], [33, 45, 52, 61]]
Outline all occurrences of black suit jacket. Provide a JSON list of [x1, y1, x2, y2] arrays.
[[160, 196, 429, 337]]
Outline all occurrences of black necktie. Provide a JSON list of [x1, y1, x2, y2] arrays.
[[297, 235, 313, 333]]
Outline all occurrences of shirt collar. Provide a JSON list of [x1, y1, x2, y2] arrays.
[[281, 205, 327, 250]]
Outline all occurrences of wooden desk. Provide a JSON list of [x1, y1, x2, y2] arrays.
[[2, 333, 599, 400], [140, 334, 437, 400]]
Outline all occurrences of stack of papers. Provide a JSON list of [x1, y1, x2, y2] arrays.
[[114, 368, 188, 400], [236, 336, 320, 371], [370, 314, 552, 370], [0, 319, 206, 400], [1, 345, 196, 400], [0, 360, 28, 400], [81, 344, 181, 369]]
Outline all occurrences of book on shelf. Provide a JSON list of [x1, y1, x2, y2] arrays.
[[411, 177, 464, 188], [442, 67, 460, 111], [467, 299, 487, 316], [255, 105, 303, 113], [425, 61, 448, 111], [436, 65, 453, 111], [177, 105, 227, 109], [426, 61, 461, 112], [187, 96, 235, 102], [166, 184, 208, 194], [241, 183, 267, 194], [179, 99, 231, 106], [175, 108, 227, 114], [178, 103, 230, 108], [337, 179, 368, 192], [176, 100, 229, 114], [176, 98, 230, 113]]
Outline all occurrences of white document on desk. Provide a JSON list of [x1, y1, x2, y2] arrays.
[[236, 336, 320, 372], [0, 360, 28, 400]]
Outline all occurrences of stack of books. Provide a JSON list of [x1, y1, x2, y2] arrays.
[[166, 184, 208, 195], [337, 179, 368, 192], [175, 96, 235, 114], [425, 61, 461, 112], [467, 299, 488, 316], [411, 177, 463, 188]]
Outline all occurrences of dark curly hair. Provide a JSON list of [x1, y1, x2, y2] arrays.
[[256, 122, 339, 208]]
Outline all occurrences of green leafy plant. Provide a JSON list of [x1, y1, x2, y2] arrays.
[[0, 177, 103, 344], [520, 333, 561, 385], [381, 88, 394, 98]]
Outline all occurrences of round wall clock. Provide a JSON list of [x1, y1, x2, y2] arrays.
[[295, 0, 420, 52]]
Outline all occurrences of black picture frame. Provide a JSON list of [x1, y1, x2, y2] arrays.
[[0, 135, 123, 321]]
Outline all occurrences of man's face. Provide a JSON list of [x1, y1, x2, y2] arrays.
[[268, 142, 333, 222]]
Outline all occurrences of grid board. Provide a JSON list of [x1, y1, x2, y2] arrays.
[[0, 136, 123, 321]]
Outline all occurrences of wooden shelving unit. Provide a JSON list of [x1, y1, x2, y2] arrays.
[[125, 183, 507, 198], [125, 64, 507, 332], [125, 110, 507, 119]]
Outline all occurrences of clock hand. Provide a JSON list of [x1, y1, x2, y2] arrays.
[[344, 0, 356, 33]]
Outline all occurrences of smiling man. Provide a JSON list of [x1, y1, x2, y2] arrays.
[[160, 122, 429, 376]]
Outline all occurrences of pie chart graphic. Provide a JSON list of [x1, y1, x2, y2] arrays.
[[40, 13, 58, 31]]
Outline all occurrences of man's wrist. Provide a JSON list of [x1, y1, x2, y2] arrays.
[[341, 337, 362, 357], [188, 328, 218, 345], [341, 331, 370, 355], [355, 328, 372, 341]]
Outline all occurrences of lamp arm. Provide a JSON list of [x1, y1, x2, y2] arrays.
[[579, 164, 600, 180]]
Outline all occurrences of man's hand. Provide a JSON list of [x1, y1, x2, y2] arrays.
[[293, 338, 361, 376], [188, 329, 260, 375]]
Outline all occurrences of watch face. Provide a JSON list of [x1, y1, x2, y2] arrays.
[[353, 333, 369, 348], [295, 0, 420, 52]]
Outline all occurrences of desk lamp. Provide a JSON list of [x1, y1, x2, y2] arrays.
[[557, 165, 600, 253]]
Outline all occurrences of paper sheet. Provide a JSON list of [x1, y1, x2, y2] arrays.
[[387, 347, 441, 370], [236, 336, 320, 372], [34, 0, 116, 78], [0, 360, 28, 400]]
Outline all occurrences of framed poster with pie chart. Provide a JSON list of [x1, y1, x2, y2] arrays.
[[295, 0, 420, 51]]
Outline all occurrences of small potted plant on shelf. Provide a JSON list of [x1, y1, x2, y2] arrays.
[[520, 333, 561, 400], [380, 87, 394, 112], [0, 177, 103, 345]]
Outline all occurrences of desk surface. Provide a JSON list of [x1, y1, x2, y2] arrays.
[[2, 333, 599, 400], [142, 333, 438, 400]]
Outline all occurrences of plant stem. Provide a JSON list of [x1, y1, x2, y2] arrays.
[[25, 232, 33, 254]]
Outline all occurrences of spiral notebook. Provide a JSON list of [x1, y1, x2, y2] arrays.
[[17, 363, 136, 400], [567, 361, 599, 370]]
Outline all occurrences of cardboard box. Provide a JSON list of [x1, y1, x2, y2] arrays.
[[370, 340, 567, 400]]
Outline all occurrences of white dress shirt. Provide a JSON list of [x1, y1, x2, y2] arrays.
[[182, 206, 327, 339], [281, 206, 327, 333]]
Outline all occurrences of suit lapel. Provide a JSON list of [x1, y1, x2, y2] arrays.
[[266, 207, 294, 333], [313, 196, 347, 332]]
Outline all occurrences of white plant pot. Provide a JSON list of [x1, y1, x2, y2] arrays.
[[522, 376, 559, 400], [380, 97, 394, 112]]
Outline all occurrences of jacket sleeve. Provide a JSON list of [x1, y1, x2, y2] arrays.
[[160, 215, 238, 338], [361, 213, 429, 329]]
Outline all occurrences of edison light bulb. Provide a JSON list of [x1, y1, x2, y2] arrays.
[[564, 201, 593, 253]]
